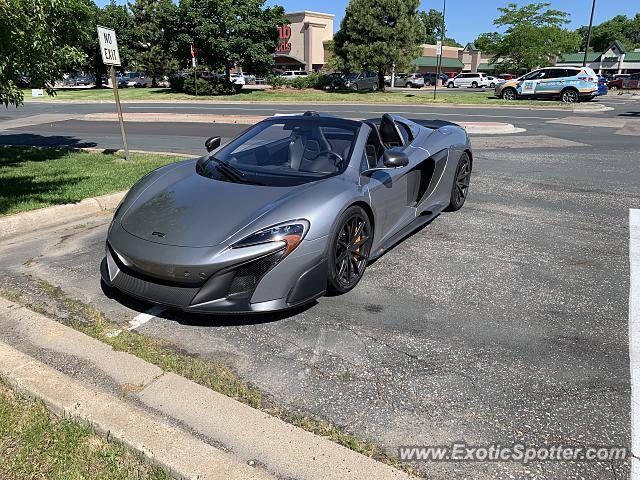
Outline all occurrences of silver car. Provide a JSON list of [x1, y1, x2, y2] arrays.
[[102, 113, 472, 313]]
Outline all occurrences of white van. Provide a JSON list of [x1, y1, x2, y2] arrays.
[[447, 72, 488, 88]]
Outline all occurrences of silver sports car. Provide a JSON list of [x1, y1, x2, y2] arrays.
[[102, 112, 472, 313]]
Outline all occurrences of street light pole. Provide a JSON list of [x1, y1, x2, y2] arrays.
[[433, 0, 446, 100], [582, 0, 596, 67]]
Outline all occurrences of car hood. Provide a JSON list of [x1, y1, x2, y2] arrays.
[[120, 161, 307, 247]]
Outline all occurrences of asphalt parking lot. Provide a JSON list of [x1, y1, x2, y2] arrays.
[[1, 97, 638, 479]]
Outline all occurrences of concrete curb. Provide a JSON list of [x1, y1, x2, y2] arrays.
[[0, 191, 126, 241], [0, 339, 272, 479], [0, 298, 411, 480], [26, 97, 604, 111]]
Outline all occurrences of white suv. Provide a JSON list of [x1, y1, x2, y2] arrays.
[[447, 72, 488, 88], [280, 71, 308, 80]]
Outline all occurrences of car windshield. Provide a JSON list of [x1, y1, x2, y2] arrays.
[[200, 117, 361, 187]]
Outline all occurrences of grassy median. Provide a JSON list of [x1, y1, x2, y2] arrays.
[[0, 146, 187, 216], [23, 86, 573, 107], [0, 379, 170, 479]]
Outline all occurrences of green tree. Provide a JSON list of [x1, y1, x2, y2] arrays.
[[0, 0, 93, 106], [178, 0, 285, 79], [418, 9, 461, 47], [332, 0, 423, 91], [484, 2, 581, 72], [84, 1, 137, 88], [473, 32, 501, 52], [129, 0, 179, 86], [575, 14, 640, 52]]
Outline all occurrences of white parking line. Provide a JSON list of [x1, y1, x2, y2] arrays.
[[629, 208, 640, 479], [128, 305, 166, 331]]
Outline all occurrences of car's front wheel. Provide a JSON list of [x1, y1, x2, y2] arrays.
[[327, 206, 372, 294], [446, 152, 472, 211]]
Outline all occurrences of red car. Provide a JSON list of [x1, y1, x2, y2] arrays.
[[498, 73, 513, 80]]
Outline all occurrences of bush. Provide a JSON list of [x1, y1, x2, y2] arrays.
[[169, 72, 241, 96], [267, 74, 287, 89], [289, 72, 331, 90]]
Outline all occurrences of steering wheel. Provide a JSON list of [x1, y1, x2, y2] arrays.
[[309, 150, 346, 169]]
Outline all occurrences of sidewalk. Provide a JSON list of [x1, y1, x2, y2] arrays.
[[0, 297, 411, 480]]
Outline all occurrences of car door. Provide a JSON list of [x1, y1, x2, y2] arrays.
[[518, 69, 546, 96], [535, 69, 564, 96], [360, 123, 415, 241]]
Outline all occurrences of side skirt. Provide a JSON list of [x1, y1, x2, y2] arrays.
[[369, 210, 440, 260]]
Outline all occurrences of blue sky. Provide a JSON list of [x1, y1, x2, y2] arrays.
[[96, 0, 638, 46], [264, 1, 638, 45]]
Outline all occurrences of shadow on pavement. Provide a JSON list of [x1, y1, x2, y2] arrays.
[[0, 133, 98, 150]]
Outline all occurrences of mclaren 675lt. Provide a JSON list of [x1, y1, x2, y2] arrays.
[[102, 112, 472, 313]]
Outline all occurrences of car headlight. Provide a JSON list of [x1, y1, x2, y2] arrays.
[[232, 219, 310, 257]]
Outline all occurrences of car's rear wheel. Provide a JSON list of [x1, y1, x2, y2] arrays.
[[447, 82, 454, 88], [446, 152, 472, 211], [425, 79, 432, 86], [327, 206, 372, 294], [561, 88, 579, 103], [471, 81, 478, 88], [501, 87, 517, 100], [490, 82, 496, 88], [405, 82, 412, 88]]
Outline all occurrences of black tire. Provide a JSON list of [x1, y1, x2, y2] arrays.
[[372, 82, 379, 91], [446, 152, 472, 211], [471, 81, 478, 88], [327, 206, 373, 294], [561, 88, 579, 103], [447, 82, 454, 88], [425, 80, 432, 86], [405, 82, 412, 88], [352, 83, 359, 91], [490, 82, 495, 88], [501, 87, 517, 100]]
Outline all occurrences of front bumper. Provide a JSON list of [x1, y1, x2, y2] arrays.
[[101, 233, 328, 313]]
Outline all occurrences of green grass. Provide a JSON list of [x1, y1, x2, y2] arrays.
[[0, 378, 171, 480], [22, 86, 573, 107], [0, 146, 186, 216], [0, 278, 424, 478]]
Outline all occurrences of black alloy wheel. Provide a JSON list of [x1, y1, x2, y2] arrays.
[[328, 207, 372, 293], [447, 152, 472, 211]]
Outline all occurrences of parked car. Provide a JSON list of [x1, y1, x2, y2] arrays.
[[343, 71, 380, 91], [485, 76, 505, 88], [494, 66, 598, 103], [125, 72, 152, 88], [497, 73, 514, 81], [326, 72, 346, 90], [607, 75, 626, 91], [64, 74, 94, 86], [623, 73, 640, 89], [230, 73, 246, 86], [596, 75, 608, 96], [280, 70, 308, 80], [447, 72, 489, 88], [422, 72, 449, 86], [389, 73, 424, 88]]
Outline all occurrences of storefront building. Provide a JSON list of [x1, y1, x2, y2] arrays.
[[412, 44, 464, 74], [274, 11, 334, 72], [555, 40, 640, 74]]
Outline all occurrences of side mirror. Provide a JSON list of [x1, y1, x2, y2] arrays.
[[205, 136, 221, 152], [383, 149, 409, 168]]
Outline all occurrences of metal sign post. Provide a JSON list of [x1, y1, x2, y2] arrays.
[[433, 0, 446, 100], [97, 25, 129, 160]]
